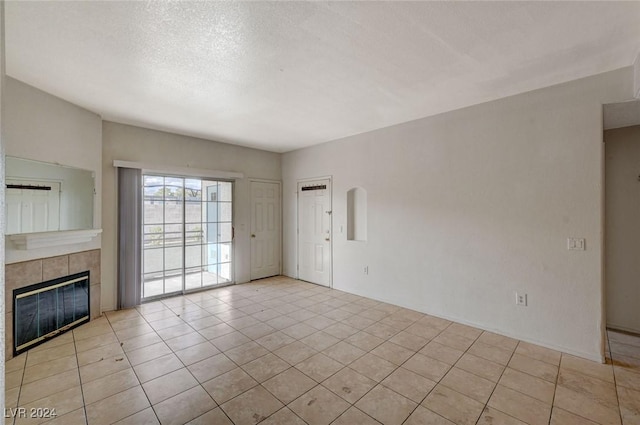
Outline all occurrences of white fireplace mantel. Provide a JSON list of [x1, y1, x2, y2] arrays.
[[9, 229, 103, 250]]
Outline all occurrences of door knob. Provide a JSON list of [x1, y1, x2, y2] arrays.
[[325, 238, 330, 241], [251, 234, 256, 238]]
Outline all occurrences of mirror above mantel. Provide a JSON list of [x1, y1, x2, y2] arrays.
[[5, 156, 101, 250]]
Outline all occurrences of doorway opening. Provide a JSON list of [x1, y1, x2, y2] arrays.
[[142, 175, 233, 300], [603, 99, 640, 367]]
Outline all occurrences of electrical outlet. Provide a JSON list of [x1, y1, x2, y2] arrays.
[[515, 292, 527, 307], [364, 266, 368, 275]]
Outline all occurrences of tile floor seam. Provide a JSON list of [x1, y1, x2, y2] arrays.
[[318, 370, 377, 409], [606, 344, 625, 425], [427, 327, 474, 370], [469, 345, 524, 425], [422, 320, 492, 425], [341, 406, 384, 425], [215, 400, 239, 424], [210, 362, 277, 407], [71, 331, 90, 425], [241, 382, 308, 424], [103, 315, 162, 425], [320, 292, 445, 423], [612, 342, 640, 360], [228, 294, 404, 420], [553, 406, 611, 425], [548, 350, 562, 424], [10, 352, 26, 425], [361, 321, 459, 425], [547, 349, 560, 425], [608, 335, 640, 359], [504, 352, 558, 384], [365, 380, 421, 425]]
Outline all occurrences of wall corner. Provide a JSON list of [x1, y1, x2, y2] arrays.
[[634, 51, 640, 99]]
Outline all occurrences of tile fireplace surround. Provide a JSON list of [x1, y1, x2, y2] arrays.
[[5, 249, 101, 360]]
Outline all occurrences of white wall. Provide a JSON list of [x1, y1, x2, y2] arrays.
[[102, 122, 281, 311], [605, 125, 640, 333], [283, 67, 634, 362], [3, 77, 102, 263]]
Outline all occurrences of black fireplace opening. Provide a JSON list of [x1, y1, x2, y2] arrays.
[[14, 271, 90, 356]]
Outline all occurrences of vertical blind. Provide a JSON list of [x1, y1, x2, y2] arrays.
[[117, 167, 142, 309]]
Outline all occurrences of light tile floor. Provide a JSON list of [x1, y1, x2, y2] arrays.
[[5, 276, 640, 425]]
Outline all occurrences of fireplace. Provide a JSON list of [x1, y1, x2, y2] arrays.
[[13, 271, 90, 356]]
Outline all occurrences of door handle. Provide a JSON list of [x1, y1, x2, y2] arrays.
[[251, 234, 256, 238], [325, 238, 330, 241]]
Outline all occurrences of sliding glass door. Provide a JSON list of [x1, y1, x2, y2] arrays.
[[142, 175, 233, 299]]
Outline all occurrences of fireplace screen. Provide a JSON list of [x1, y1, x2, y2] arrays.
[[14, 271, 90, 355]]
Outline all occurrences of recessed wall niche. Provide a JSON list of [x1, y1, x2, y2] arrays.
[[347, 187, 367, 241]]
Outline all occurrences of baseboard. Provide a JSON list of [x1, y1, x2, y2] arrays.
[[607, 323, 640, 335], [329, 283, 604, 363]]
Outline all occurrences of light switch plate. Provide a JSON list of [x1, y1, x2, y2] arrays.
[[567, 238, 585, 251]]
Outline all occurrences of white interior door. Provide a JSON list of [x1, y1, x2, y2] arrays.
[[298, 179, 332, 286], [6, 179, 61, 234], [250, 180, 281, 280]]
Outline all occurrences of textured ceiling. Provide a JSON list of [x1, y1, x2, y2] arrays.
[[5, 1, 640, 153]]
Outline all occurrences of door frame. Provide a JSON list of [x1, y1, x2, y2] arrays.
[[140, 174, 236, 302], [297, 175, 333, 288], [249, 178, 282, 280]]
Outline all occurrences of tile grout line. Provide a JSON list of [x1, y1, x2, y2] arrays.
[[607, 330, 625, 425], [472, 339, 522, 425], [140, 297, 223, 424], [318, 317, 454, 425], [416, 321, 486, 425], [548, 349, 561, 425], [71, 330, 89, 425], [254, 299, 414, 425], [223, 289, 408, 423], [106, 309, 161, 425], [390, 321, 457, 425], [11, 350, 27, 425], [134, 293, 287, 424], [132, 302, 212, 423]]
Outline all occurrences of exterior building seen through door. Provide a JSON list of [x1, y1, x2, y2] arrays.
[[250, 180, 281, 280], [142, 176, 233, 300], [298, 179, 332, 287]]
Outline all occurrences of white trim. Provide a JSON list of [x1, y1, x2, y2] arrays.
[[297, 175, 333, 184], [9, 229, 103, 250], [113, 160, 244, 180], [248, 178, 281, 184], [607, 323, 640, 335]]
